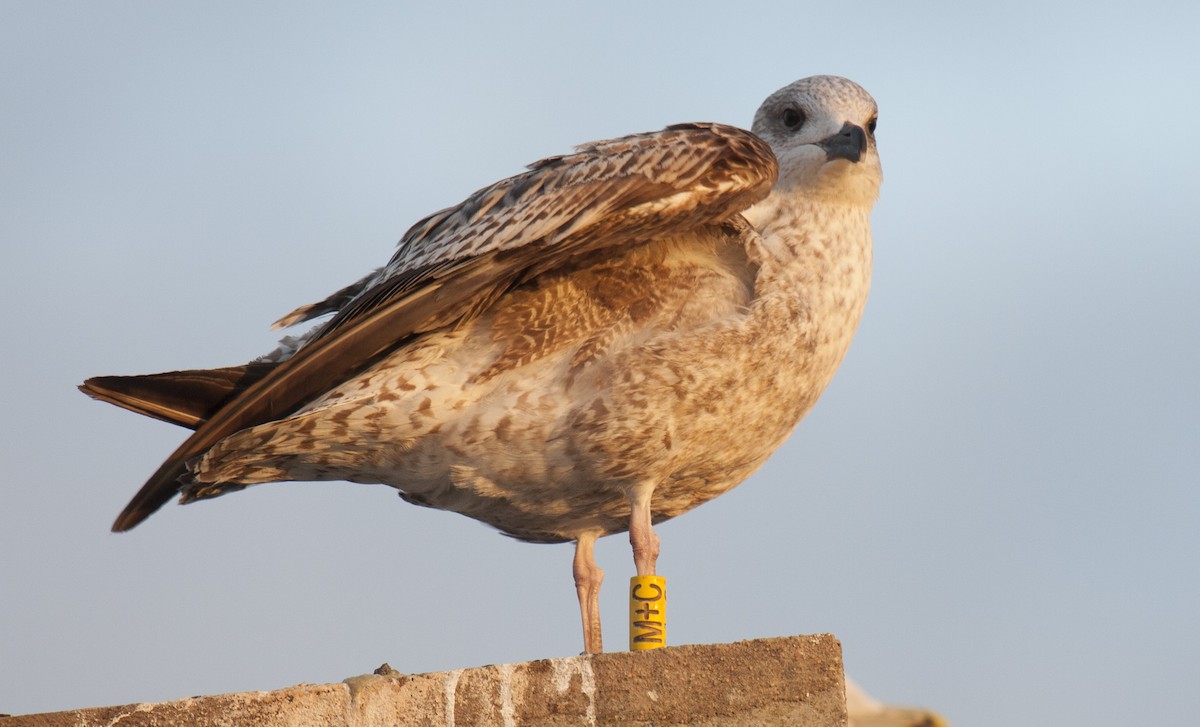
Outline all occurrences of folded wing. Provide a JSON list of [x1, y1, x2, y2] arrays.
[[106, 122, 778, 532]]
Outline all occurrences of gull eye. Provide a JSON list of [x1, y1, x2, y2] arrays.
[[867, 116, 878, 134], [782, 108, 805, 129]]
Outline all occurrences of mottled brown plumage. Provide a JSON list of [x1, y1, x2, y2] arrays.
[[81, 75, 882, 654]]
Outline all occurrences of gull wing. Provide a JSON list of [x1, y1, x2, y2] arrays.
[[110, 122, 777, 532]]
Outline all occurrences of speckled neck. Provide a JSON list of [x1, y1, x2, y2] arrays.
[[745, 193, 874, 399], [749, 194, 873, 302]]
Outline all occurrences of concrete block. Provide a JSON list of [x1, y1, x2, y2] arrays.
[[2, 634, 847, 726]]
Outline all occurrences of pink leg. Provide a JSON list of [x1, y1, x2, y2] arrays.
[[629, 485, 660, 577], [573, 532, 604, 654]]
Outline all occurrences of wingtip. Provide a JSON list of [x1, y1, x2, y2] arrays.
[[111, 508, 145, 533], [112, 501, 162, 532], [112, 476, 182, 532]]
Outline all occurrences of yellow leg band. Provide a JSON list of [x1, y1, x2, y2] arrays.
[[629, 575, 666, 651]]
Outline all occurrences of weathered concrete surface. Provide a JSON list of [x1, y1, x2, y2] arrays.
[[1, 634, 846, 726]]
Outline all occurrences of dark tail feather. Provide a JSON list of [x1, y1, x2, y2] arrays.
[[80, 363, 277, 430]]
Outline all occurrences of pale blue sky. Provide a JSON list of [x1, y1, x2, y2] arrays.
[[2, 2, 1197, 724]]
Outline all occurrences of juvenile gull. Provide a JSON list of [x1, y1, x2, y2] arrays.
[[81, 75, 882, 654]]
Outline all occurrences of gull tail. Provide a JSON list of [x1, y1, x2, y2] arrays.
[[80, 363, 277, 431]]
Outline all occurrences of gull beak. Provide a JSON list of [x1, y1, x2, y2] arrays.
[[817, 122, 868, 163]]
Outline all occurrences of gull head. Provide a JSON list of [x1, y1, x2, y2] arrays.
[[751, 75, 882, 206]]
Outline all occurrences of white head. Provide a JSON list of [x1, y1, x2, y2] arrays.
[[751, 75, 882, 206]]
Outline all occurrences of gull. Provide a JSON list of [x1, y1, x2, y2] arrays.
[[81, 75, 882, 654]]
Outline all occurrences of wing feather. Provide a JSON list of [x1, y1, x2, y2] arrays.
[[270, 268, 380, 330], [322, 123, 775, 337], [110, 122, 776, 531]]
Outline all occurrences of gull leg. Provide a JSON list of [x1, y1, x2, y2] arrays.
[[573, 532, 604, 654], [629, 484, 660, 577]]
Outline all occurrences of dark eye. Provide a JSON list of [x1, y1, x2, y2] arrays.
[[867, 116, 878, 134], [782, 108, 805, 129]]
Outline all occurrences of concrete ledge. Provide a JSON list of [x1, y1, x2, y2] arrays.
[[3, 634, 846, 726]]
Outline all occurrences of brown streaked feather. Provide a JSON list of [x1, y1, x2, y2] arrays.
[[80, 364, 276, 430], [313, 123, 775, 337], [108, 123, 777, 532], [389, 124, 774, 272], [270, 268, 381, 331]]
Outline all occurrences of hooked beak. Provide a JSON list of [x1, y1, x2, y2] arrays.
[[817, 122, 868, 163]]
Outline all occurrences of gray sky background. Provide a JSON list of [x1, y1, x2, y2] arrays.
[[2, 2, 1197, 724]]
